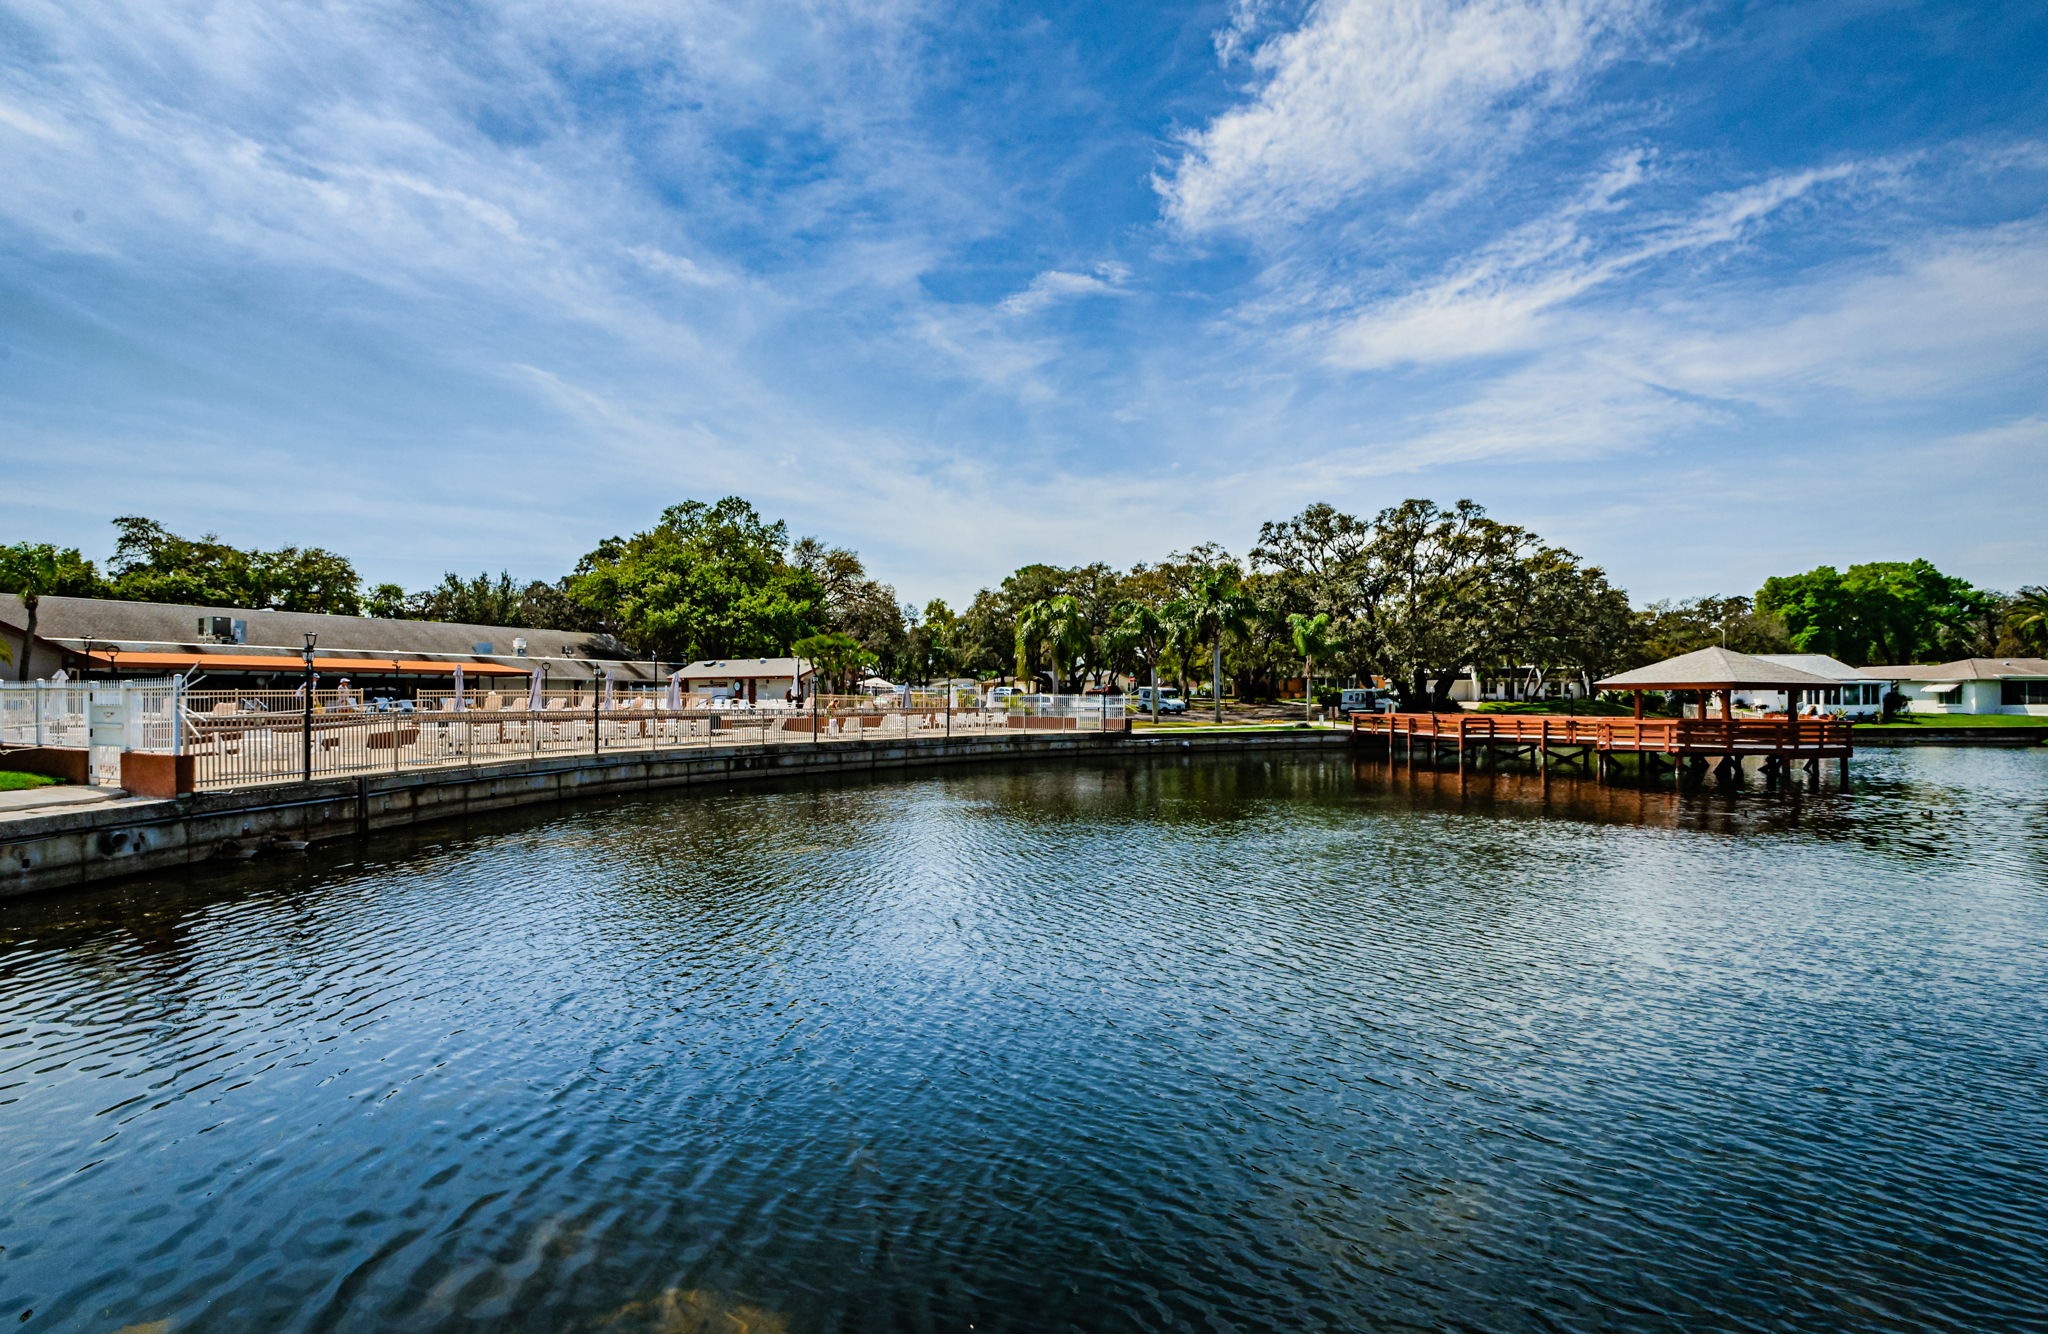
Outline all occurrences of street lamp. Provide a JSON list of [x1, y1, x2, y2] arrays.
[[302, 632, 318, 783], [79, 633, 99, 683]]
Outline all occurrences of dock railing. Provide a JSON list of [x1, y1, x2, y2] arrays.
[[175, 690, 1123, 792], [1351, 711, 1852, 755]]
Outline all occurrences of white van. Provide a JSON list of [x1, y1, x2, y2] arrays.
[[1336, 688, 1394, 714], [1132, 686, 1187, 714]]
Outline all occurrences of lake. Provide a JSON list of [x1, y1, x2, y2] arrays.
[[3, 747, 2045, 1333]]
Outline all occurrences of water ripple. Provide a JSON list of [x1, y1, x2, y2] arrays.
[[1, 748, 2045, 1333]]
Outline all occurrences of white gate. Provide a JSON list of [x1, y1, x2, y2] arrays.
[[0, 678, 186, 786]]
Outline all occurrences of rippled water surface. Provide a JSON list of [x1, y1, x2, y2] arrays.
[[4, 748, 2047, 1333]]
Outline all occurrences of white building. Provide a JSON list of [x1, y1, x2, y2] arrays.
[[1734, 654, 1890, 719], [674, 657, 814, 704], [1862, 658, 2048, 716]]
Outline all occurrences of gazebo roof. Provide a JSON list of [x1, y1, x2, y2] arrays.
[[1595, 646, 1841, 692]]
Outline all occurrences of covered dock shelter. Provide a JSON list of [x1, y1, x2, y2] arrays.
[[1593, 646, 1840, 721], [1350, 646, 1854, 786]]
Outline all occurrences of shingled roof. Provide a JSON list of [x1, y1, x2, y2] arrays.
[[0, 592, 671, 682], [1595, 646, 1841, 691]]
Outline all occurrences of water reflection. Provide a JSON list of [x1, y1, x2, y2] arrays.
[[2, 748, 2045, 1333]]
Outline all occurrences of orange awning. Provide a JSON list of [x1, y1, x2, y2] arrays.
[[83, 651, 534, 676]]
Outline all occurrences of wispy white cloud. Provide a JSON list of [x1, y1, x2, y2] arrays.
[[998, 262, 1132, 315], [1160, 0, 1649, 234], [1325, 155, 1880, 370]]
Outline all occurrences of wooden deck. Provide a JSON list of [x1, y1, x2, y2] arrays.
[[1350, 711, 1852, 778]]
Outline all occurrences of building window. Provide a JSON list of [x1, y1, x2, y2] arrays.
[[2002, 680, 2048, 706]]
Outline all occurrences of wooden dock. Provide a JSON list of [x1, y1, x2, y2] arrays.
[[1350, 711, 1851, 783]]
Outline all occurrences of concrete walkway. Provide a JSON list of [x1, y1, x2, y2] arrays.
[[0, 784, 137, 818]]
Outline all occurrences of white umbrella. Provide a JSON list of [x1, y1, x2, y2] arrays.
[[665, 670, 684, 711], [603, 669, 616, 710], [49, 668, 68, 683], [899, 682, 913, 709], [526, 670, 544, 712], [451, 664, 466, 712]]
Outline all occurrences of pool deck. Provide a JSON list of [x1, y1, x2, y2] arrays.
[[1, 728, 1348, 899]]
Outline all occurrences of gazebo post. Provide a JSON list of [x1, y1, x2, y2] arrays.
[[1632, 690, 1643, 720]]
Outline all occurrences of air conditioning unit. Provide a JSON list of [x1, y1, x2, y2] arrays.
[[231, 619, 247, 644], [512, 638, 528, 656]]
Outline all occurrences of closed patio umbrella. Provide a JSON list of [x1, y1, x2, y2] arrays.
[[526, 670, 544, 712], [665, 670, 683, 711], [603, 669, 616, 711], [451, 665, 466, 712]]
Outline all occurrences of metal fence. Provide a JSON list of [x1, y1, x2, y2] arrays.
[[0, 678, 185, 785], [175, 690, 1125, 792]]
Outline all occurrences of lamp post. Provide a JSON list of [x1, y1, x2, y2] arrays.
[[79, 634, 98, 683], [302, 632, 318, 783], [591, 665, 604, 757]]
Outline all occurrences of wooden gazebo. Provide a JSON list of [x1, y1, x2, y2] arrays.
[[1594, 646, 1838, 721]]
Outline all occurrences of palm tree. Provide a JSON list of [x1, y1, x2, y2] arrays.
[[0, 545, 66, 682], [1015, 595, 1091, 694], [1287, 611, 1335, 722], [1105, 600, 1167, 724], [1184, 567, 1255, 724], [2006, 586, 2048, 657]]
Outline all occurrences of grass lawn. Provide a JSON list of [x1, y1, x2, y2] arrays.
[[1858, 714, 2048, 728], [0, 771, 61, 792]]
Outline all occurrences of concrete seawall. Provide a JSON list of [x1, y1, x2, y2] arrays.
[[1, 729, 1349, 899]]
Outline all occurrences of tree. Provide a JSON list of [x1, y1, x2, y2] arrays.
[[363, 583, 410, 619], [106, 517, 362, 614], [1183, 565, 1255, 723], [1632, 596, 1790, 662], [410, 571, 525, 625], [569, 498, 820, 662], [1015, 595, 1091, 693], [792, 538, 908, 675], [1288, 611, 1335, 721], [1347, 499, 1538, 709], [0, 543, 103, 681], [792, 631, 866, 695], [1757, 560, 1995, 665], [1252, 503, 1371, 617], [1104, 600, 1168, 721], [2005, 586, 2048, 657], [904, 599, 960, 684]]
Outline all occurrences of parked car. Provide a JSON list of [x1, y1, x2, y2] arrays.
[[1081, 683, 1124, 696], [1131, 686, 1187, 714], [986, 686, 1022, 704], [1335, 688, 1394, 714]]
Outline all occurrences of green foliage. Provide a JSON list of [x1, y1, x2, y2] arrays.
[[1756, 560, 1995, 665], [1633, 596, 1790, 661], [2004, 587, 2048, 657], [106, 517, 362, 614], [1288, 610, 1335, 719], [0, 542, 103, 601], [792, 631, 866, 693], [569, 498, 820, 661], [1015, 594, 1092, 692], [0, 541, 107, 679]]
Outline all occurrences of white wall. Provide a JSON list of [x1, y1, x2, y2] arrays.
[[1901, 680, 2013, 714]]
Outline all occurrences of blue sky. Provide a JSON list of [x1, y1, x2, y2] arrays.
[[2, 0, 2044, 606]]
